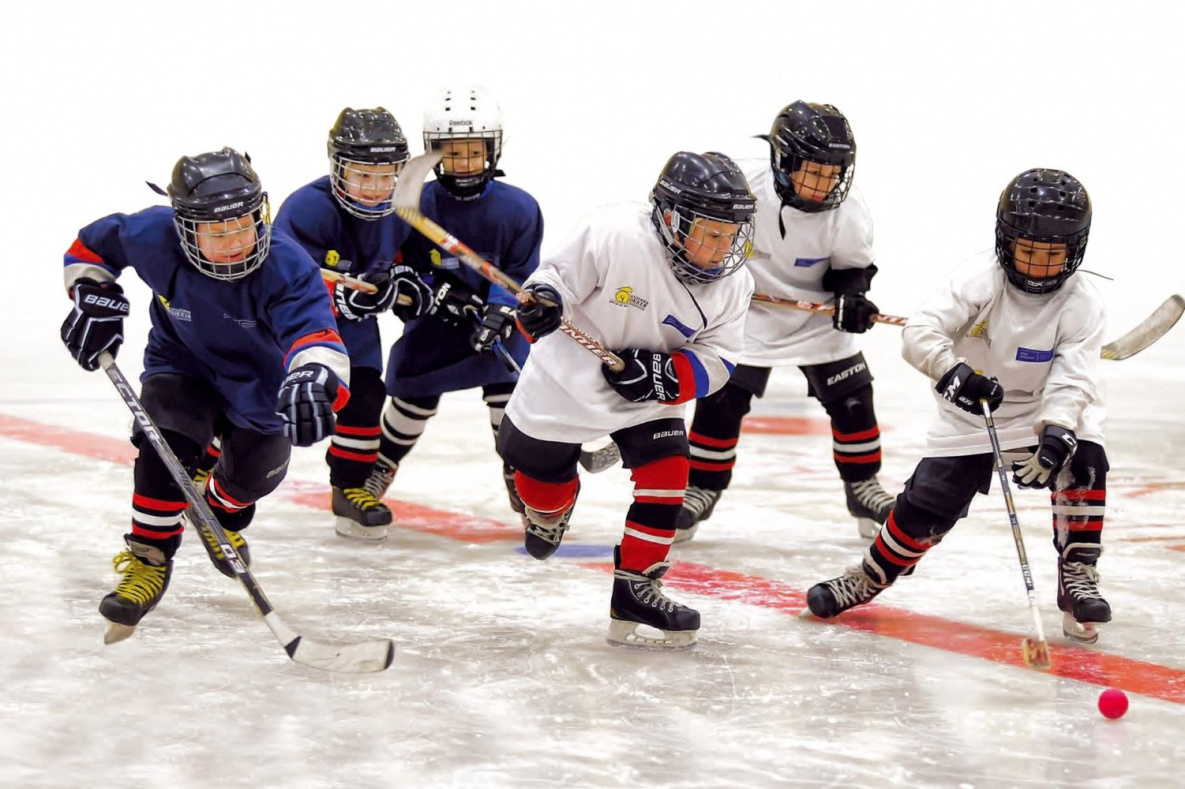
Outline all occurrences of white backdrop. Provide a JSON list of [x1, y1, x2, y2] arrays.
[[4, 0, 1182, 371]]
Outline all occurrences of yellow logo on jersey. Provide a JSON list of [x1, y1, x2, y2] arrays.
[[612, 286, 649, 311], [969, 320, 992, 347], [324, 250, 341, 268], [157, 293, 192, 322], [430, 249, 443, 267], [158, 294, 170, 310]]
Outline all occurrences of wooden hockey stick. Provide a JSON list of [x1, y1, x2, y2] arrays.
[[393, 151, 624, 372], [98, 353, 395, 673], [756, 292, 1184, 361], [981, 400, 1052, 671], [322, 269, 378, 293]]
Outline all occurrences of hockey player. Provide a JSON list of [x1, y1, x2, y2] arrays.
[[371, 86, 543, 515], [61, 148, 350, 636], [275, 107, 432, 541], [676, 101, 893, 543], [806, 168, 1112, 645], [498, 151, 757, 649]]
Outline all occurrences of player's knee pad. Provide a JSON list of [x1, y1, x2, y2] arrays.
[[1066, 439, 1108, 488], [893, 492, 959, 543], [613, 418, 690, 469], [801, 353, 874, 406], [134, 430, 202, 494], [515, 472, 579, 515]]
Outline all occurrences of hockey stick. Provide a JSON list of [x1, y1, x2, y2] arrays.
[[751, 293, 907, 326], [322, 269, 378, 294], [393, 151, 625, 372], [579, 442, 622, 473], [756, 292, 1184, 360], [1100, 294, 1184, 360], [981, 400, 1052, 671], [97, 353, 395, 673]]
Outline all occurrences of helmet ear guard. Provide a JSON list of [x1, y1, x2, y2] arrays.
[[995, 168, 1091, 294]]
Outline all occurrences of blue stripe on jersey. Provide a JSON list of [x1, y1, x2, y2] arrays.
[[681, 349, 710, 396], [1016, 347, 1054, 363]]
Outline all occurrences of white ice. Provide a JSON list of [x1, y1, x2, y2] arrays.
[[3, 3, 1185, 787]]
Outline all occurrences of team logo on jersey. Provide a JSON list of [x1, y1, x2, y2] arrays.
[[223, 312, 257, 329], [157, 294, 191, 322], [969, 320, 992, 347], [324, 250, 341, 268], [794, 256, 830, 267], [1015, 347, 1054, 363], [612, 286, 649, 311], [661, 314, 695, 339]]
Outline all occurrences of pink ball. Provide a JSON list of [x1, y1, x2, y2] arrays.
[[1098, 688, 1129, 719]]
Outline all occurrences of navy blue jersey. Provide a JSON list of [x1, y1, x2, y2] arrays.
[[64, 206, 349, 433], [386, 179, 543, 397], [274, 176, 415, 371]]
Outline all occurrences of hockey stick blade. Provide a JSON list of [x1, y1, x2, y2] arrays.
[[266, 613, 395, 673], [1100, 294, 1184, 360], [579, 442, 622, 473]]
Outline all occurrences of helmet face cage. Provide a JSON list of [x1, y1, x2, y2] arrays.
[[995, 169, 1091, 295], [327, 108, 410, 220], [423, 87, 504, 199], [173, 195, 272, 282], [652, 200, 755, 284], [329, 155, 406, 219], [769, 102, 856, 213]]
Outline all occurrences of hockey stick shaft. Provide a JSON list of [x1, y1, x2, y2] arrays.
[[322, 269, 414, 307], [394, 151, 624, 372], [751, 293, 908, 326], [97, 353, 394, 673], [981, 400, 1052, 670]]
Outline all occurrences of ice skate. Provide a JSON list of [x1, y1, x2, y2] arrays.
[[805, 564, 885, 619], [199, 525, 252, 578], [607, 548, 699, 650], [333, 486, 392, 542], [844, 478, 895, 540], [522, 503, 576, 560], [673, 486, 721, 544], [363, 461, 397, 501], [100, 537, 174, 644], [1058, 545, 1110, 644]]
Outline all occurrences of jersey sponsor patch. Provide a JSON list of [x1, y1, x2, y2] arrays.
[[611, 286, 649, 311], [157, 294, 192, 322], [1015, 347, 1054, 363], [661, 314, 695, 339], [794, 256, 830, 267]]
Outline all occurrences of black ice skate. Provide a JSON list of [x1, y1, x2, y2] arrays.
[[522, 502, 576, 560], [805, 564, 885, 619], [199, 525, 252, 578], [502, 463, 525, 515], [673, 485, 722, 544], [1058, 544, 1111, 644], [363, 461, 398, 501], [333, 486, 393, 542], [100, 536, 174, 644], [844, 478, 895, 540], [608, 547, 699, 650]]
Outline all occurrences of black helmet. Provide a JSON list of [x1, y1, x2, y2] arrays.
[[767, 101, 856, 212], [995, 169, 1091, 294], [327, 107, 409, 219], [650, 151, 756, 284], [168, 147, 270, 281]]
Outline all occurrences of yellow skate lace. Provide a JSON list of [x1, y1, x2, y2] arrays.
[[111, 550, 167, 604], [201, 527, 247, 561], [342, 487, 386, 511]]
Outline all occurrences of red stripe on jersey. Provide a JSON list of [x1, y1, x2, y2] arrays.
[[667, 352, 696, 404], [66, 238, 105, 264]]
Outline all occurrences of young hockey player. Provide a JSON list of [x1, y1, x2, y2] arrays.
[[61, 147, 350, 637], [275, 107, 433, 541], [806, 168, 1112, 645], [371, 86, 543, 517], [677, 101, 893, 542], [498, 151, 756, 649]]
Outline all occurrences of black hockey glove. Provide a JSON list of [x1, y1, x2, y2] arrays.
[[277, 363, 340, 447], [601, 348, 683, 404], [429, 281, 483, 327], [515, 283, 563, 342], [333, 271, 398, 322], [1012, 425, 1078, 489], [471, 304, 517, 354], [833, 293, 879, 333], [60, 278, 129, 371], [936, 362, 1004, 414], [389, 265, 434, 321]]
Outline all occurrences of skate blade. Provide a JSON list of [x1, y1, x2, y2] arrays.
[[671, 523, 699, 544], [856, 518, 880, 540], [334, 517, 389, 543], [606, 619, 697, 651], [104, 622, 137, 645], [1062, 612, 1101, 645]]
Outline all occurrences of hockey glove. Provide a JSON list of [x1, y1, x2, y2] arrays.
[[429, 281, 483, 327], [601, 348, 683, 404], [515, 283, 563, 342], [277, 363, 340, 447], [333, 271, 398, 322], [1011, 425, 1078, 489], [936, 362, 1004, 414], [833, 293, 879, 333], [471, 304, 517, 354], [389, 264, 434, 321], [60, 278, 129, 371]]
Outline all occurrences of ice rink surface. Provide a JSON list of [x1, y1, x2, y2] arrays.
[[4, 2, 1185, 787]]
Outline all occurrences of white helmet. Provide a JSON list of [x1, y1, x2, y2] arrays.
[[423, 85, 504, 198]]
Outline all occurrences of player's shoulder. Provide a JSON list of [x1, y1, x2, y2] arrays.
[[487, 179, 542, 214], [1059, 272, 1107, 319], [265, 230, 321, 274]]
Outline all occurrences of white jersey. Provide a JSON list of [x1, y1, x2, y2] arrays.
[[902, 250, 1106, 456], [735, 157, 876, 367], [505, 202, 753, 444]]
